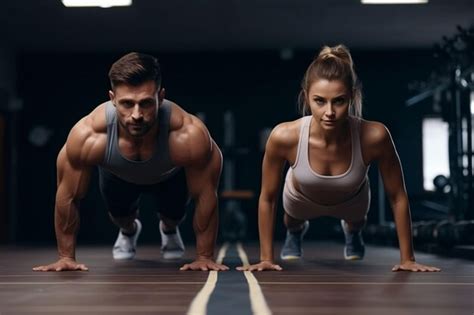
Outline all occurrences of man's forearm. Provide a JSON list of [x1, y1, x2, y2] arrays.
[[55, 200, 80, 260], [193, 197, 218, 260]]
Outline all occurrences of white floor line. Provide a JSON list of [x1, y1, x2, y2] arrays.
[[0, 281, 203, 285], [258, 281, 474, 286], [186, 243, 229, 315], [236, 243, 272, 315]]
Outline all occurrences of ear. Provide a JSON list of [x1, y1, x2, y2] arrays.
[[158, 88, 166, 103], [109, 90, 116, 106]]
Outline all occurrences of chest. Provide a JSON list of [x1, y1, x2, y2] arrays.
[[118, 138, 154, 161], [306, 139, 353, 176]]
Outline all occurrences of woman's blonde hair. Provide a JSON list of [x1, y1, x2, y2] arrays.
[[298, 45, 362, 117]]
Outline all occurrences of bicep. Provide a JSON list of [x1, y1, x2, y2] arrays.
[[56, 146, 92, 202], [184, 144, 222, 199]]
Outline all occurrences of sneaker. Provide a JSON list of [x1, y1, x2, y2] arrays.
[[280, 221, 309, 260], [160, 221, 185, 259], [113, 219, 142, 260], [341, 220, 365, 260]]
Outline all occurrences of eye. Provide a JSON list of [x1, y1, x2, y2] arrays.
[[313, 98, 325, 105], [333, 98, 346, 105], [140, 99, 155, 108], [121, 101, 134, 108]]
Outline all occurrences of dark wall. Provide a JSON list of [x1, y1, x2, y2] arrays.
[[14, 49, 437, 244]]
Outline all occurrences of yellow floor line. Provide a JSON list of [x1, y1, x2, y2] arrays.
[[236, 243, 272, 315], [186, 243, 229, 315]]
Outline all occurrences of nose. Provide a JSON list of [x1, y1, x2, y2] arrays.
[[131, 104, 143, 120], [325, 104, 335, 117]]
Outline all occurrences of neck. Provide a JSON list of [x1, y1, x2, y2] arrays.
[[310, 116, 350, 146], [119, 122, 159, 148]]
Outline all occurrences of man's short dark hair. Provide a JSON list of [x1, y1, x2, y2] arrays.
[[108, 52, 162, 90]]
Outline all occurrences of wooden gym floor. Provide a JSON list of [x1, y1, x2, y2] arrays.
[[0, 241, 473, 315]]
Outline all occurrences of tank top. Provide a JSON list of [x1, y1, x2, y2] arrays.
[[290, 115, 369, 205], [99, 100, 179, 185]]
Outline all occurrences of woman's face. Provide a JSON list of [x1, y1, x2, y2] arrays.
[[306, 79, 351, 130]]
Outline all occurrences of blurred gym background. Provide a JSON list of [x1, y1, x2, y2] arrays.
[[0, 0, 473, 258]]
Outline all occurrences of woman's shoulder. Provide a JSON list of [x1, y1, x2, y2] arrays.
[[359, 119, 394, 156], [266, 117, 306, 153], [271, 117, 306, 143]]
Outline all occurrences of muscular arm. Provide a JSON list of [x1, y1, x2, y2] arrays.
[[186, 143, 221, 261], [170, 114, 228, 271], [55, 145, 91, 261], [34, 114, 104, 272]]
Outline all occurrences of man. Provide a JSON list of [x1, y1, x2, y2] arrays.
[[33, 52, 228, 272]]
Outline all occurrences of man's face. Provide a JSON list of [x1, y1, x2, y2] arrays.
[[109, 81, 163, 138]]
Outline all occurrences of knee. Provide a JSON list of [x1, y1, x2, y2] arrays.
[[284, 212, 307, 230], [343, 217, 367, 231]]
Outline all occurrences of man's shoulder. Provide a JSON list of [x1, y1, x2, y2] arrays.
[[65, 103, 108, 166], [167, 101, 214, 166]]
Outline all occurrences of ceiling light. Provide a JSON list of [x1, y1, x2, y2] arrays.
[[62, 0, 132, 8], [361, 0, 428, 4]]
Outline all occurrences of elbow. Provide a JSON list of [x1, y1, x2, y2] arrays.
[[389, 192, 409, 211], [259, 193, 277, 212]]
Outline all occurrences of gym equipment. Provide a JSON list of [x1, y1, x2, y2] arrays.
[[219, 111, 253, 242], [406, 24, 474, 221]]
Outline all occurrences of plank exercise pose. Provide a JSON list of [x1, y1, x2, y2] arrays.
[[239, 45, 440, 272], [33, 52, 228, 272]]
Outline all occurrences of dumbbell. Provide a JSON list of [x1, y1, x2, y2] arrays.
[[413, 221, 438, 244], [433, 220, 457, 248]]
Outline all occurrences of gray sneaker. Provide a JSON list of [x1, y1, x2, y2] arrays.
[[113, 219, 142, 260], [159, 221, 185, 259], [341, 220, 365, 260], [280, 221, 310, 260]]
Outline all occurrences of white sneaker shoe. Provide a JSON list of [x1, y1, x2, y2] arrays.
[[159, 221, 185, 259], [113, 219, 142, 260]]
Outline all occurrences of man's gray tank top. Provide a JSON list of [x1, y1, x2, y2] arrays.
[[290, 115, 369, 204], [99, 100, 179, 185]]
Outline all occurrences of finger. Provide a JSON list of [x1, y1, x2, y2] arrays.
[[273, 265, 283, 271], [32, 266, 44, 271], [76, 264, 88, 271], [221, 264, 230, 271], [55, 267, 63, 272], [236, 266, 245, 271], [419, 265, 439, 272], [392, 265, 401, 272], [39, 265, 53, 272], [200, 266, 208, 271], [179, 264, 190, 271]]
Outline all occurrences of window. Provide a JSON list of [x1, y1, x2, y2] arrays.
[[422, 117, 450, 191]]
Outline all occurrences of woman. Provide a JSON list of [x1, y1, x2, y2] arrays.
[[239, 45, 440, 272]]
